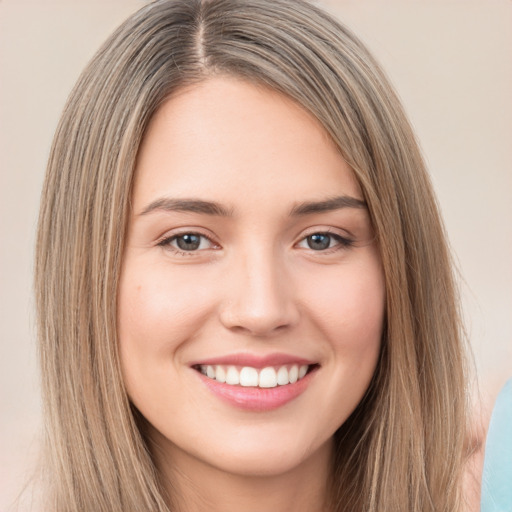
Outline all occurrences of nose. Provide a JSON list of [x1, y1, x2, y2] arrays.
[[219, 248, 300, 337]]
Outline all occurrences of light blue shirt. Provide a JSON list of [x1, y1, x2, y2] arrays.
[[481, 378, 512, 512]]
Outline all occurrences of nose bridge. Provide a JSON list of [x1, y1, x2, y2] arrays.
[[220, 240, 298, 335]]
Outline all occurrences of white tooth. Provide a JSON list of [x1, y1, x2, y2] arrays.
[[289, 365, 299, 383], [226, 366, 240, 385], [298, 365, 308, 379], [206, 365, 215, 379], [277, 366, 289, 385], [259, 367, 277, 388], [215, 365, 226, 383], [200, 365, 208, 376], [240, 367, 259, 387]]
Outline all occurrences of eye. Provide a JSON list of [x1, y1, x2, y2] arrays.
[[158, 232, 216, 252], [297, 232, 352, 251]]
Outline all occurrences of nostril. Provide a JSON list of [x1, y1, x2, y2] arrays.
[[218, 305, 300, 337], [218, 269, 300, 336]]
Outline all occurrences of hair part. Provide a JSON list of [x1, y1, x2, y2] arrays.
[[35, 1, 470, 510]]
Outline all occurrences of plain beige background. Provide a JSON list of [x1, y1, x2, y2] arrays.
[[1, 1, 511, 509]]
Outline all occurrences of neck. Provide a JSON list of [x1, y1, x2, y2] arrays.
[[153, 436, 333, 512]]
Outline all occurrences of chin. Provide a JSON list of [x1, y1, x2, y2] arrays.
[[203, 439, 329, 478]]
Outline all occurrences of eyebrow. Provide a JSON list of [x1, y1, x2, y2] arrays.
[[138, 195, 366, 217], [139, 198, 232, 216], [289, 195, 367, 215]]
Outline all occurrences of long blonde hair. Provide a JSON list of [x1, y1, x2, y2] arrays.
[[35, 0, 469, 510]]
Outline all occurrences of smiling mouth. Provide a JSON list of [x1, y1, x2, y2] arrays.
[[192, 364, 319, 389]]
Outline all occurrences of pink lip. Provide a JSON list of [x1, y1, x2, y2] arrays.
[[190, 352, 315, 369], [194, 366, 318, 412]]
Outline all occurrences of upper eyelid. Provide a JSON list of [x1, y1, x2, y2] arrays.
[[156, 228, 217, 245], [157, 233, 220, 256], [296, 226, 355, 241], [295, 232, 354, 248]]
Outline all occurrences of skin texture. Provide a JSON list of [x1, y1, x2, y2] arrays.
[[118, 76, 385, 512]]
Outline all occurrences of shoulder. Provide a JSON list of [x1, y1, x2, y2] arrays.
[[481, 379, 512, 512]]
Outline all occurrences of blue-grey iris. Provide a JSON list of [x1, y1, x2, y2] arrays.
[[176, 234, 201, 250], [307, 234, 331, 250]]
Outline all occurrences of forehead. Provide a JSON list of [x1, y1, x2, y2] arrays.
[[133, 76, 362, 212]]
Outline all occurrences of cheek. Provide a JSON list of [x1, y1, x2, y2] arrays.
[[117, 263, 219, 421], [304, 260, 385, 351], [290, 257, 385, 437], [117, 262, 216, 354], [116, 264, 204, 397]]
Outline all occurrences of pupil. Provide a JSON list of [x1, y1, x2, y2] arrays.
[[177, 234, 201, 251], [308, 234, 330, 250]]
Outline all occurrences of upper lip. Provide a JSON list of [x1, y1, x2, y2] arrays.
[[189, 353, 317, 369]]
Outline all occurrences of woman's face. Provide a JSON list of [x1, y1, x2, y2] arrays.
[[118, 76, 385, 478]]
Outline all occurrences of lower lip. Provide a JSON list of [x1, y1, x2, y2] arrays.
[[196, 369, 316, 411]]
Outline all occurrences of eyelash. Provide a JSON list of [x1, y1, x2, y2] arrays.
[[157, 231, 219, 256], [157, 230, 354, 256], [297, 231, 354, 253]]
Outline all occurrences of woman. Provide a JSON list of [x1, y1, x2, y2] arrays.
[[35, 0, 470, 510]]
